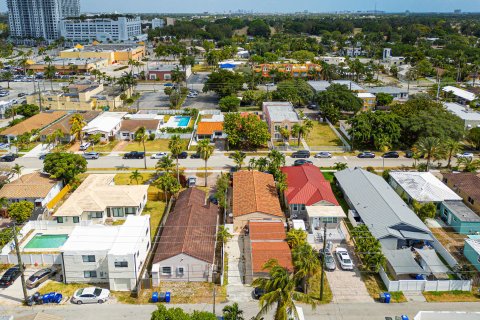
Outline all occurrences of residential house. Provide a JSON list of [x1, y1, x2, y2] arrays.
[[82, 112, 127, 142], [195, 121, 225, 142], [0, 100, 15, 119], [368, 86, 409, 101], [151, 188, 218, 284], [444, 102, 480, 129], [318, 56, 346, 65], [357, 92, 376, 111], [147, 64, 192, 81], [61, 215, 150, 291], [53, 174, 148, 225], [246, 220, 293, 282], [232, 171, 284, 231], [1, 111, 67, 141], [442, 86, 477, 105], [340, 47, 365, 57], [39, 111, 100, 143], [442, 173, 480, 212], [308, 80, 366, 93], [0, 172, 63, 208], [59, 44, 145, 64], [463, 235, 480, 271], [117, 119, 160, 141], [262, 102, 301, 141], [254, 63, 321, 78]]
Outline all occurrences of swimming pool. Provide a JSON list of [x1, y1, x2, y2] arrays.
[[163, 116, 191, 128], [24, 234, 69, 249]]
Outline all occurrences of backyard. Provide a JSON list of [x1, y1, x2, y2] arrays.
[[305, 122, 343, 147], [123, 139, 189, 152]]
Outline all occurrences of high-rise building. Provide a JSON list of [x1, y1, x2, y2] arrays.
[[7, 0, 80, 41]]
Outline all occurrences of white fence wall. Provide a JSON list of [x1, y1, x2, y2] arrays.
[[430, 235, 458, 268], [0, 253, 62, 265]]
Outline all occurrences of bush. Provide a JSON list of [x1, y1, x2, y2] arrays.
[[8, 201, 34, 224], [219, 96, 241, 112], [366, 166, 375, 173], [148, 133, 156, 140], [165, 127, 193, 133]]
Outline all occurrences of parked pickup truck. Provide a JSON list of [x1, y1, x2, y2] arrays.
[[123, 151, 145, 159]]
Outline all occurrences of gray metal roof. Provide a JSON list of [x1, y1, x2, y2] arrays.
[[415, 248, 450, 274], [335, 168, 431, 240], [443, 200, 480, 222], [368, 86, 408, 95], [308, 80, 364, 92], [264, 103, 301, 122], [383, 248, 425, 275]]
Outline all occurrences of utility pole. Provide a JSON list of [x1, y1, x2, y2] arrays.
[[212, 285, 216, 315], [320, 222, 327, 301], [12, 223, 28, 304], [37, 81, 43, 112]]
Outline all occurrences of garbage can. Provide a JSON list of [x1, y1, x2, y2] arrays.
[[54, 293, 62, 304], [379, 293, 386, 303], [165, 292, 171, 303], [152, 292, 159, 303], [384, 292, 391, 304], [159, 292, 166, 302], [401, 316, 409, 320]]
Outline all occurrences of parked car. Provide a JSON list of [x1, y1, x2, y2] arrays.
[[314, 152, 332, 158], [291, 150, 311, 158], [17, 92, 26, 97], [150, 152, 167, 159], [26, 267, 56, 289], [79, 142, 91, 151], [39, 153, 51, 160], [319, 251, 336, 271], [382, 151, 399, 158], [0, 154, 15, 162], [335, 247, 354, 270], [123, 151, 145, 159], [252, 287, 265, 299], [163, 82, 174, 87], [307, 103, 318, 110], [178, 151, 188, 159], [357, 151, 375, 158], [405, 150, 414, 158], [0, 266, 21, 288], [190, 153, 201, 159], [71, 287, 110, 304], [456, 152, 474, 159], [293, 159, 313, 166], [82, 152, 100, 160], [265, 83, 275, 87], [187, 177, 196, 187], [208, 194, 218, 205]]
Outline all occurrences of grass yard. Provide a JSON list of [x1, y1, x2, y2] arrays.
[[239, 105, 261, 112], [123, 139, 189, 152], [39, 281, 97, 297], [192, 65, 213, 72], [143, 200, 166, 241], [114, 172, 156, 185], [308, 271, 333, 304], [90, 140, 119, 153], [361, 273, 407, 303], [423, 290, 480, 302], [305, 122, 342, 147]]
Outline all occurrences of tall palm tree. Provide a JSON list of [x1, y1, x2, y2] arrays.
[[217, 225, 233, 246], [129, 170, 142, 185], [168, 135, 185, 183], [443, 139, 462, 168], [11, 164, 24, 181], [197, 139, 214, 187], [291, 120, 313, 147], [155, 155, 175, 174], [248, 158, 256, 171], [292, 243, 320, 294], [253, 259, 316, 320], [458, 157, 480, 173], [286, 229, 307, 249], [69, 113, 86, 144], [255, 157, 269, 172], [134, 126, 148, 169], [222, 303, 244, 320], [414, 136, 444, 170], [231, 151, 246, 170], [44, 64, 56, 91]]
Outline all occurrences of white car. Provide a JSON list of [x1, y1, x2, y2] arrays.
[[335, 247, 354, 270], [79, 142, 91, 151], [314, 152, 332, 158], [151, 152, 167, 159], [71, 287, 110, 304], [456, 152, 474, 159]]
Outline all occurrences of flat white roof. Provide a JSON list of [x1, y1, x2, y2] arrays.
[[83, 112, 127, 134], [444, 102, 480, 122], [357, 92, 375, 98], [109, 215, 150, 255], [442, 86, 476, 102], [390, 171, 462, 202], [306, 206, 346, 218], [292, 219, 306, 231]]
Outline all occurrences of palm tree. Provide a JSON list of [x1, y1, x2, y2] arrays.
[[69, 114, 86, 144], [51, 128, 64, 148], [168, 135, 185, 183], [197, 139, 214, 187], [291, 121, 313, 147], [155, 155, 175, 174], [286, 229, 307, 249], [129, 170, 142, 185], [292, 243, 320, 294], [279, 128, 290, 144], [443, 139, 462, 168], [458, 157, 480, 172], [217, 225, 233, 246], [248, 158, 256, 171], [253, 259, 316, 320], [414, 137, 444, 170], [11, 164, 24, 181], [231, 151, 246, 170], [255, 157, 269, 172], [155, 173, 180, 203], [134, 126, 148, 169], [44, 64, 56, 91], [222, 303, 244, 320]]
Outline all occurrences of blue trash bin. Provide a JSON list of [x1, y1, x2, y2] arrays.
[[384, 292, 391, 303], [42, 294, 49, 304], [54, 293, 62, 304], [152, 291, 159, 303], [165, 292, 171, 303], [401, 316, 409, 320]]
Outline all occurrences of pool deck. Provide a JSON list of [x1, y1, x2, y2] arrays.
[[161, 116, 191, 129], [19, 227, 74, 253]]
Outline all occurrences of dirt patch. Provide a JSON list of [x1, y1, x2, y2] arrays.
[[430, 227, 468, 263], [112, 140, 129, 152]]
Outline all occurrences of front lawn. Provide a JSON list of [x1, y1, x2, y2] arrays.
[[361, 273, 406, 303], [123, 139, 189, 152], [423, 290, 480, 302], [305, 122, 342, 147], [39, 281, 96, 297], [308, 270, 333, 304], [90, 140, 119, 153], [143, 200, 166, 241]]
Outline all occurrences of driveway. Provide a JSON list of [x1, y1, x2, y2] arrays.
[[23, 144, 52, 158], [225, 235, 254, 302], [0, 267, 55, 305]]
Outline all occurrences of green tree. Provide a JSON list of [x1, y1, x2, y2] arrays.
[[196, 139, 214, 187], [129, 170, 142, 185], [8, 201, 34, 224], [155, 173, 181, 203], [168, 135, 185, 183], [333, 162, 348, 171], [11, 163, 24, 181], [155, 155, 175, 174], [286, 228, 307, 249], [231, 151, 246, 170], [458, 157, 480, 173], [1, 71, 13, 89], [273, 79, 314, 106], [443, 139, 462, 168], [292, 243, 320, 294], [224, 113, 270, 150], [217, 225, 233, 246], [219, 96, 241, 112], [44, 64, 56, 91], [69, 113, 86, 144], [375, 93, 394, 106], [203, 69, 244, 97], [15, 104, 39, 118], [351, 225, 385, 273], [291, 120, 313, 147], [222, 303, 244, 320], [315, 83, 363, 114], [466, 127, 480, 150], [134, 126, 148, 169], [215, 173, 230, 209], [414, 137, 444, 170], [348, 111, 401, 150], [417, 202, 437, 222], [43, 153, 87, 184], [247, 19, 271, 37]]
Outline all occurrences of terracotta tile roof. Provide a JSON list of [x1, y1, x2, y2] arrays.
[[196, 121, 223, 135], [153, 188, 218, 264], [443, 173, 480, 202], [251, 242, 293, 273], [2, 111, 67, 136], [0, 172, 59, 199], [40, 111, 100, 136], [281, 164, 339, 206], [233, 171, 283, 218], [249, 221, 286, 241], [119, 119, 160, 132]]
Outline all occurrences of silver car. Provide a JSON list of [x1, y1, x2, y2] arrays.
[[26, 267, 56, 289], [82, 152, 99, 159], [315, 152, 332, 158], [71, 287, 110, 304]]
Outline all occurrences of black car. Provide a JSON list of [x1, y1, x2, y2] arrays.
[[0, 266, 21, 288], [0, 154, 15, 162], [291, 150, 311, 158], [123, 151, 145, 159], [382, 151, 399, 158], [294, 159, 313, 166], [357, 152, 375, 158], [190, 153, 201, 159], [252, 287, 265, 300], [178, 151, 188, 159]]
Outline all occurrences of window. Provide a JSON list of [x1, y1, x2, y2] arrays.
[[161, 267, 172, 275], [301, 204, 306, 210], [177, 267, 185, 275], [73, 217, 80, 223], [468, 197, 475, 205], [89, 212, 103, 219], [82, 255, 95, 262], [112, 208, 124, 217], [321, 217, 338, 224], [84, 271, 97, 278], [57, 217, 63, 223], [292, 204, 298, 211], [114, 261, 128, 268], [125, 207, 135, 215]]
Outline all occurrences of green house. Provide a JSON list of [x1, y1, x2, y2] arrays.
[[464, 235, 480, 271], [439, 201, 480, 234]]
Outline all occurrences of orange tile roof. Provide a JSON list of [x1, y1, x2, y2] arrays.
[[2, 111, 67, 136], [196, 121, 223, 135], [251, 242, 293, 273], [249, 221, 286, 241], [233, 171, 283, 218]]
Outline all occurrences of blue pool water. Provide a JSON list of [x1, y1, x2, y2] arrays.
[[25, 234, 69, 249], [175, 116, 190, 127]]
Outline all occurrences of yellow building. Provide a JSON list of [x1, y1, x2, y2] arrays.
[[357, 92, 377, 111], [27, 57, 109, 73], [26, 82, 130, 111], [59, 43, 145, 64]]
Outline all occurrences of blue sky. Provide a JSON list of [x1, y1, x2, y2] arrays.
[[2, 0, 480, 13]]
